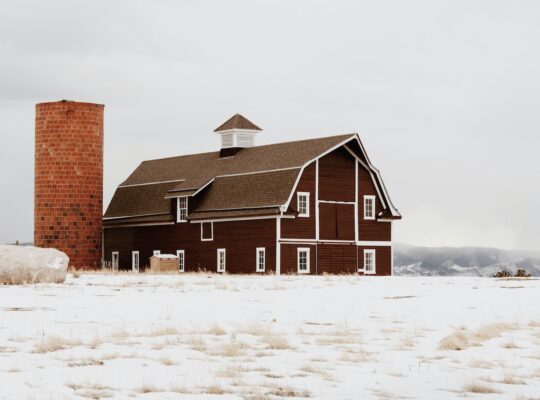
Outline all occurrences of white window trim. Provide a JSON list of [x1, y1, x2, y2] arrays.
[[112, 251, 119, 271], [256, 247, 265, 273], [297, 247, 310, 274], [297, 192, 310, 218], [200, 222, 214, 241], [364, 249, 376, 275], [131, 251, 139, 273], [177, 250, 185, 272], [364, 195, 376, 220], [177, 197, 188, 223], [153, 250, 160, 256], [217, 248, 226, 273]]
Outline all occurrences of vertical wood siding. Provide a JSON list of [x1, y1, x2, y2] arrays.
[[318, 147, 355, 202], [357, 246, 392, 276], [317, 244, 357, 274], [357, 164, 391, 241], [280, 243, 316, 274], [104, 218, 276, 274], [281, 162, 316, 239]]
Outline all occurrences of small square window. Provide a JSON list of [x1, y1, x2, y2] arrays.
[[297, 192, 310, 217]]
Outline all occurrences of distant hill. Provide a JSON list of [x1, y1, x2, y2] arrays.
[[394, 243, 540, 277]]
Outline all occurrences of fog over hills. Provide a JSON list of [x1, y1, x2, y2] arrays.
[[394, 243, 540, 277]]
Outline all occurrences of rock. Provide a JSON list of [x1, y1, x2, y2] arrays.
[[0, 245, 69, 284]]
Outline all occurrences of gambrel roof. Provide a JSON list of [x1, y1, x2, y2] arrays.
[[104, 133, 400, 224]]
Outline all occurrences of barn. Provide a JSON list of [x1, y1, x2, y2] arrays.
[[103, 114, 401, 275]]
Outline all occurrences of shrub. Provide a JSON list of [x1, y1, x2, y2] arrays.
[[493, 269, 532, 278], [515, 269, 531, 277]]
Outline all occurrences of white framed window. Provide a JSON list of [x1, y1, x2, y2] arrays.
[[201, 222, 213, 241], [132, 251, 139, 273], [177, 250, 185, 272], [256, 247, 265, 272], [177, 197, 188, 222], [297, 247, 310, 274], [297, 192, 310, 217], [364, 249, 376, 274], [217, 249, 226, 273], [364, 195, 376, 220], [112, 251, 119, 271], [153, 250, 161, 256]]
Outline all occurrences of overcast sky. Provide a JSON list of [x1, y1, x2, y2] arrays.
[[1, 0, 539, 250]]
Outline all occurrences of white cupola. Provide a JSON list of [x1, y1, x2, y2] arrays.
[[214, 113, 262, 157]]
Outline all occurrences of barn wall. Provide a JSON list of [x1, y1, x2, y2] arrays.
[[104, 218, 276, 274], [280, 243, 316, 275], [317, 244, 357, 274], [318, 147, 355, 202], [357, 164, 391, 241], [281, 162, 316, 239], [357, 245, 392, 276]]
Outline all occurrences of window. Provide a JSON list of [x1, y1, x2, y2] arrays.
[[297, 247, 310, 274], [297, 192, 310, 217], [201, 222, 213, 241], [153, 250, 161, 256], [364, 195, 376, 220], [217, 249, 226, 272], [112, 252, 119, 271], [256, 247, 265, 272], [177, 250, 185, 272], [132, 251, 139, 273], [364, 249, 376, 274], [177, 197, 188, 222]]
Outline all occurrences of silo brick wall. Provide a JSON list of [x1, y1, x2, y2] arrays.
[[34, 101, 104, 269]]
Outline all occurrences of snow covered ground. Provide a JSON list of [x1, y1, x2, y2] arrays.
[[1, 274, 539, 399]]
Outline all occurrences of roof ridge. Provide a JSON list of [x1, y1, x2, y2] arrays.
[[139, 133, 356, 164]]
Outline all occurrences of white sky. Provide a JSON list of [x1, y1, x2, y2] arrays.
[[1, 0, 539, 250]]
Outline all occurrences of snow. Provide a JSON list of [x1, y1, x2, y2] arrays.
[[1, 274, 539, 399], [152, 254, 179, 259], [0, 245, 68, 284]]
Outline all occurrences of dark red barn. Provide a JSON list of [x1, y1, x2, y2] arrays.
[[103, 114, 401, 275]]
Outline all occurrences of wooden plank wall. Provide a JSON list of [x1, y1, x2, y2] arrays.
[[104, 218, 276, 274]]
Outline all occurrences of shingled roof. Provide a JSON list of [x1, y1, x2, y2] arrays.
[[104, 132, 401, 224], [214, 113, 262, 132]]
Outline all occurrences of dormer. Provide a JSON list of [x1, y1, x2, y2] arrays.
[[214, 113, 262, 157]]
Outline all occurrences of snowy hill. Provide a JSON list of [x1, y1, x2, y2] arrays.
[[394, 243, 540, 277]]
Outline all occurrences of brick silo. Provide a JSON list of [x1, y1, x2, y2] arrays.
[[34, 100, 104, 269]]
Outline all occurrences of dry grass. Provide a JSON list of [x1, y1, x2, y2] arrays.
[[266, 385, 311, 398], [184, 336, 207, 352], [482, 375, 526, 385], [202, 384, 228, 395], [0, 267, 66, 285], [147, 326, 181, 337], [261, 334, 291, 350], [439, 322, 519, 351], [138, 383, 160, 393], [211, 339, 250, 357], [463, 381, 501, 394], [207, 323, 226, 335], [34, 336, 83, 353], [158, 357, 175, 366]]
